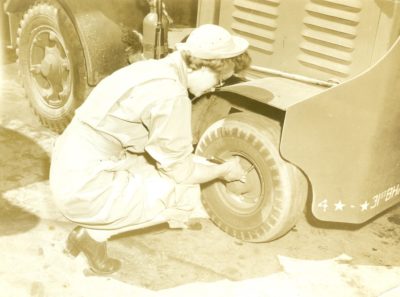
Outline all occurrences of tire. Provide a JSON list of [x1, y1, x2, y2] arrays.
[[17, 2, 89, 133], [195, 112, 308, 242]]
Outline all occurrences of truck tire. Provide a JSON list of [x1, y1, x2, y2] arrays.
[[16, 2, 89, 132], [195, 112, 308, 242]]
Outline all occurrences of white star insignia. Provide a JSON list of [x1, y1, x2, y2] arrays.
[[334, 200, 346, 211], [360, 201, 369, 211]]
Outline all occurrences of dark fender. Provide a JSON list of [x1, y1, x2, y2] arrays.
[[57, 0, 146, 85], [191, 84, 284, 144]]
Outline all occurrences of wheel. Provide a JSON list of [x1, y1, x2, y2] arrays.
[[16, 2, 89, 132], [195, 112, 308, 242]]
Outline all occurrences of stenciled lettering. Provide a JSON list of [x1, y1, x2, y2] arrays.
[[371, 183, 400, 209]]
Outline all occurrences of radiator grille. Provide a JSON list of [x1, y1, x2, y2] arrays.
[[299, 0, 362, 77], [231, 0, 281, 54]]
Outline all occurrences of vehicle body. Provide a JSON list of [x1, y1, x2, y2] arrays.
[[2, 0, 400, 242], [191, 0, 400, 241]]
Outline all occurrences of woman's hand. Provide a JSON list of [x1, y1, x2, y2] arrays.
[[221, 156, 247, 183], [180, 155, 248, 185]]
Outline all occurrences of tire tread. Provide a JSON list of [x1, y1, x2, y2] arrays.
[[197, 112, 308, 242]]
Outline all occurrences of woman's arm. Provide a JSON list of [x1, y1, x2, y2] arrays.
[[142, 80, 245, 185], [180, 162, 228, 184], [180, 156, 245, 185]]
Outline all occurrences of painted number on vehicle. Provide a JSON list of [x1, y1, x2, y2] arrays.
[[317, 183, 400, 213], [318, 199, 329, 212], [370, 183, 400, 209]]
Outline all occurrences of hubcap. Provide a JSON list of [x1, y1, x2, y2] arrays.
[[29, 29, 72, 108], [217, 153, 264, 214]]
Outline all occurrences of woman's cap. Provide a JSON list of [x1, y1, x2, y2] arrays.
[[176, 24, 249, 59]]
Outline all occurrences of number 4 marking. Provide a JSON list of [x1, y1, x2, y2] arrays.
[[318, 199, 329, 212]]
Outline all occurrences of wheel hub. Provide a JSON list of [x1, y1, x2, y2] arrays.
[[29, 30, 71, 108], [218, 153, 263, 213]]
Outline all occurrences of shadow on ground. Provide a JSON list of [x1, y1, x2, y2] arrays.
[[0, 126, 50, 235], [0, 196, 40, 235], [107, 202, 400, 290]]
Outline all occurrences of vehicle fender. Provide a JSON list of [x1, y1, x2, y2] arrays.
[[57, 0, 146, 86], [191, 84, 284, 144], [191, 79, 276, 140], [280, 35, 400, 224], [217, 80, 274, 106], [217, 76, 326, 111]]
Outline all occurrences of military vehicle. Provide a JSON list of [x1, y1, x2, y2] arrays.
[[3, 0, 400, 242]]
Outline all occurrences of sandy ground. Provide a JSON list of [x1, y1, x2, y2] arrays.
[[0, 59, 399, 297]]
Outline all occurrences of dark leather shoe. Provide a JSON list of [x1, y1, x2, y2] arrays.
[[65, 226, 121, 274]]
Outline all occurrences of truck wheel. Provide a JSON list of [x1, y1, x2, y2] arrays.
[[17, 2, 89, 132], [195, 112, 308, 242]]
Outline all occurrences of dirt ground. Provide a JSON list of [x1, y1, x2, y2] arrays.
[[0, 57, 399, 296]]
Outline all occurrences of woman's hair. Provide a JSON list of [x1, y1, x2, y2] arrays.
[[180, 50, 252, 75]]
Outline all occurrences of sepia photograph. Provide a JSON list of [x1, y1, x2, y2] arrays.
[[0, 0, 399, 296]]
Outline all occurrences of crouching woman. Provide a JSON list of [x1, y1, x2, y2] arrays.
[[49, 24, 251, 274]]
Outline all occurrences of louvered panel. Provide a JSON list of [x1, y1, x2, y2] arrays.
[[304, 16, 357, 37], [243, 36, 275, 54], [300, 42, 352, 62], [306, 3, 361, 23], [233, 10, 277, 29], [231, 22, 276, 41], [299, 0, 361, 77], [231, 0, 280, 55], [302, 29, 355, 49], [232, 24, 274, 53], [233, 0, 279, 16], [321, 0, 362, 9], [298, 53, 350, 75]]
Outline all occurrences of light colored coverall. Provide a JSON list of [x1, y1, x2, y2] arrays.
[[49, 52, 205, 234]]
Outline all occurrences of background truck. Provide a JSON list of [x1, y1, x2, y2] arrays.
[[2, 0, 400, 243], [1, 0, 197, 131]]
